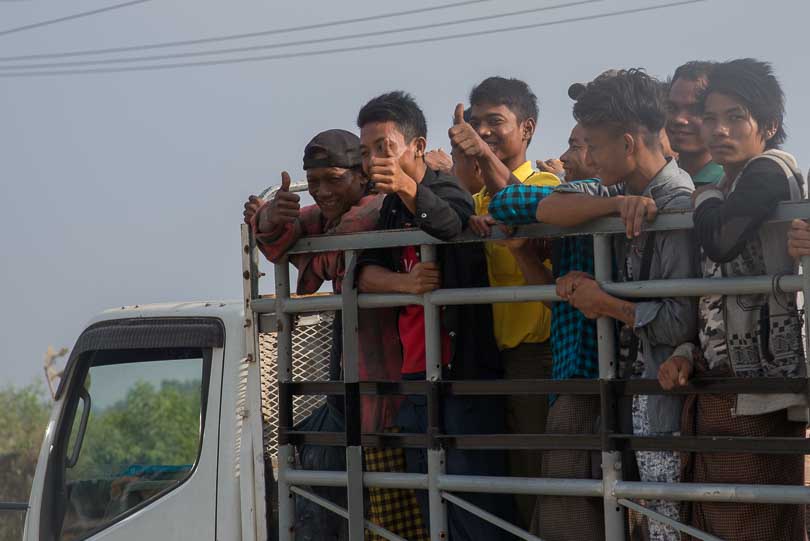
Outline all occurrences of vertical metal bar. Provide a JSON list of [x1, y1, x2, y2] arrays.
[[593, 234, 625, 541], [240, 224, 266, 541], [274, 258, 295, 540], [421, 244, 448, 541], [341, 250, 365, 541], [801, 256, 810, 377]]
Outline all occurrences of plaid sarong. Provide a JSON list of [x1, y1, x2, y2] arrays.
[[681, 364, 807, 541], [532, 394, 605, 540], [364, 438, 428, 541]]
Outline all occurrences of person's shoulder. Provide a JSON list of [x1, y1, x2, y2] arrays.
[[430, 170, 474, 200], [743, 154, 787, 178], [433, 169, 463, 186], [524, 171, 561, 188], [356, 193, 386, 209], [555, 178, 609, 195]]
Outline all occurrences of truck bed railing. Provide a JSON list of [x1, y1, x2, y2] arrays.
[[242, 199, 810, 541]]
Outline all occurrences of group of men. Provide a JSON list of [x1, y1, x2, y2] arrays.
[[243, 58, 809, 541]]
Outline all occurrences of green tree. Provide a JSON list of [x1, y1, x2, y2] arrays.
[[70, 379, 202, 479], [0, 382, 51, 541]]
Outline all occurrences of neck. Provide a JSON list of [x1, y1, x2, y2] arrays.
[[410, 159, 428, 183], [503, 152, 527, 173], [624, 152, 667, 195], [722, 162, 744, 184], [677, 150, 713, 177]]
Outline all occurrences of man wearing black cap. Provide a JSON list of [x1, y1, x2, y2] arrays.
[[244, 128, 431, 540]]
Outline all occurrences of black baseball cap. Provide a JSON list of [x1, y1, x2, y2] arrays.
[[302, 129, 362, 170], [568, 69, 621, 100]]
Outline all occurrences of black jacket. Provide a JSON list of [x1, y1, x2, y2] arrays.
[[357, 168, 502, 379]]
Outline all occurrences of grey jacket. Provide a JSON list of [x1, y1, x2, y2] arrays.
[[556, 159, 698, 432]]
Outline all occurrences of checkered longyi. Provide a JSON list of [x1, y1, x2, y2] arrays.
[[364, 431, 428, 541]]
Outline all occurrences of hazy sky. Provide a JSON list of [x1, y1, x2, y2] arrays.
[[1, 0, 809, 387]]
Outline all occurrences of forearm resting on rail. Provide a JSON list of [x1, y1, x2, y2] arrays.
[[536, 192, 619, 226]]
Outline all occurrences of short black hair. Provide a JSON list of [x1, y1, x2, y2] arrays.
[[702, 58, 786, 149], [573, 69, 666, 146], [671, 60, 715, 86], [469, 76, 539, 124], [356, 91, 427, 142]]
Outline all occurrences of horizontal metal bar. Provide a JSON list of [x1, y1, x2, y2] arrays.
[[285, 378, 809, 397], [614, 481, 810, 504], [439, 474, 603, 497], [617, 377, 809, 395], [287, 201, 810, 254], [612, 435, 810, 454], [252, 274, 805, 314], [284, 430, 430, 448], [444, 379, 600, 395], [289, 486, 406, 541], [0, 502, 27, 511], [285, 430, 810, 453], [284, 469, 810, 505], [440, 491, 544, 541], [253, 293, 423, 314], [286, 380, 429, 396], [618, 498, 722, 541], [438, 434, 602, 450], [284, 469, 429, 490]]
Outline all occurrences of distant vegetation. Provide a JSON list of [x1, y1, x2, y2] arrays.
[[0, 379, 201, 540], [0, 382, 50, 541]]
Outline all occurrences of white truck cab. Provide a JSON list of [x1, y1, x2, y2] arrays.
[[23, 300, 273, 541]]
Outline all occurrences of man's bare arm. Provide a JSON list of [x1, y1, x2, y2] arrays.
[[477, 149, 520, 194], [510, 244, 554, 308]]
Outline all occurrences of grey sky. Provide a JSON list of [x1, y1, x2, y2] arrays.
[[1, 0, 808, 388]]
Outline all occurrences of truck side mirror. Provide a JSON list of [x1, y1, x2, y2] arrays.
[[66, 387, 91, 468]]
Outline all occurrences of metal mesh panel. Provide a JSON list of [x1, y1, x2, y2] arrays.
[[259, 311, 335, 459]]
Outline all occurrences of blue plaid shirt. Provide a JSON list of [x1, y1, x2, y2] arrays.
[[490, 183, 599, 388]]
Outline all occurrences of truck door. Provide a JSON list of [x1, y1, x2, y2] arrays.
[[33, 317, 224, 541]]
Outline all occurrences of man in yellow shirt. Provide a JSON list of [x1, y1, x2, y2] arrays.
[[464, 76, 558, 529]]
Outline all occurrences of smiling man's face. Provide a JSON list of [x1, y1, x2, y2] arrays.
[[306, 166, 366, 221], [469, 103, 532, 168], [666, 77, 708, 156]]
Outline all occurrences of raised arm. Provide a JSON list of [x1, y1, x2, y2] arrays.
[[447, 103, 517, 195]]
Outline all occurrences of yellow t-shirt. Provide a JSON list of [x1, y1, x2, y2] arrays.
[[473, 161, 560, 350]]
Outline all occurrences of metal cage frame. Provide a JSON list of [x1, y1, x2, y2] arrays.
[[242, 199, 810, 541]]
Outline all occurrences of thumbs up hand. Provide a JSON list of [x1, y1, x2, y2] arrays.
[[448, 103, 489, 159], [254, 171, 301, 233], [369, 137, 415, 196]]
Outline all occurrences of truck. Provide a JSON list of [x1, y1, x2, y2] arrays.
[[15, 188, 810, 541]]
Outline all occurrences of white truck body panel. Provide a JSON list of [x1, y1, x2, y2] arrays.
[[23, 300, 265, 541]]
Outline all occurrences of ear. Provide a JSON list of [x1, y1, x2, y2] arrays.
[[522, 118, 537, 144], [412, 136, 427, 159], [623, 132, 636, 157], [762, 121, 779, 144]]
